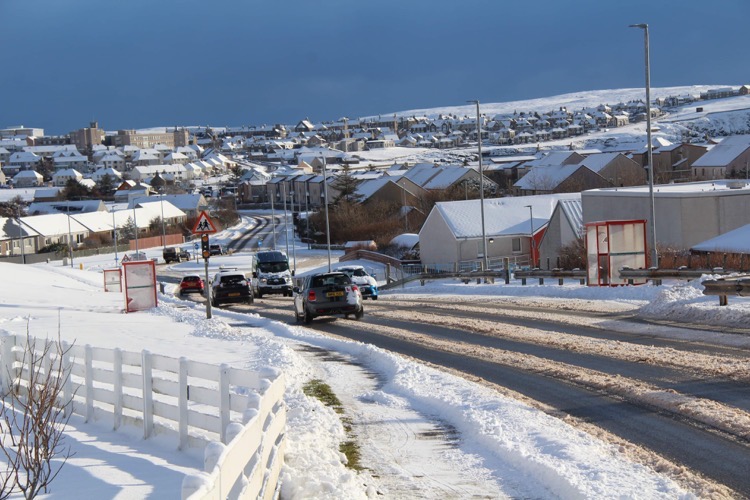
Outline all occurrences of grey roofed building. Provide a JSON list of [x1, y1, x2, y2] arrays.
[[127, 193, 207, 217], [419, 193, 581, 271], [27, 199, 106, 215], [538, 199, 583, 270], [582, 179, 750, 255], [691, 135, 750, 179]]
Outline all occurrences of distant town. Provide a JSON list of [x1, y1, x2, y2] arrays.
[[2, 84, 750, 274]]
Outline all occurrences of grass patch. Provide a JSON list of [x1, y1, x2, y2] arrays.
[[302, 379, 363, 471], [303, 379, 343, 412]]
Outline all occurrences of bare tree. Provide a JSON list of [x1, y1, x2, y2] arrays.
[[0, 332, 74, 499]]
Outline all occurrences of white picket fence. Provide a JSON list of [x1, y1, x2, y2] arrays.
[[0, 333, 286, 500]]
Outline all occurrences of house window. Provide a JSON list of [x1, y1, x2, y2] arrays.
[[512, 238, 521, 253]]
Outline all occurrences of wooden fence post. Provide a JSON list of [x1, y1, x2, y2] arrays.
[[114, 348, 123, 430], [85, 345, 94, 423], [142, 350, 153, 439], [220, 363, 230, 444], [179, 357, 189, 450], [61, 340, 72, 418], [0, 335, 16, 394]]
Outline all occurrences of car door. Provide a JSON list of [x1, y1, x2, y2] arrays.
[[293, 276, 308, 316]]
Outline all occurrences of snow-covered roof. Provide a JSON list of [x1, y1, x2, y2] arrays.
[[422, 167, 472, 190], [585, 179, 750, 197], [353, 177, 393, 200], [691, 135, 750, 168], [691, 223, 750, 253], [514, 164, 587, 191], [578, 152, 622, 173], [19, 213, 89, 236], [28, 200, 104, 215], [429, 193, 581, 239], [390, 233, 419, 249]]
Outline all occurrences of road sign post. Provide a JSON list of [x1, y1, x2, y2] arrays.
[[192, 211, 218, 319]]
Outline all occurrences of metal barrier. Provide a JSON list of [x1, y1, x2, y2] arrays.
[[702, 275, 750, 306], [618, 267, 734, 286], [514, 269, 587, 286]]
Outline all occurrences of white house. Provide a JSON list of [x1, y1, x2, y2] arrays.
[[419, 193, 581, 271], [91, 167, 123, 183], [52, 169, 84, 187], [12, 170, 43, 187]]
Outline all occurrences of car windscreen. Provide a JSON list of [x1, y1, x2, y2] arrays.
[[258, 262, 288, 273]]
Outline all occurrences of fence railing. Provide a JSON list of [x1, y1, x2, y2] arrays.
[[0, 334, 286, 500], [701, 275, 750, 306]]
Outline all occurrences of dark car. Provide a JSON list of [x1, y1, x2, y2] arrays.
[[164, 247, 192, 263], [211, 270, 253, 307], [293, 272, 363, 324], [179, 274, 204, 296], [209, 244, 226, 256]]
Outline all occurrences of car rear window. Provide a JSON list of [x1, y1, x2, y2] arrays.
[[311, 274, 351, 287], [221, 274, 246, 284], [183, 276, 200, 283]]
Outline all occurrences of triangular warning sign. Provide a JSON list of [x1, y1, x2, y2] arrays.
[[192, 210, 218, 234]]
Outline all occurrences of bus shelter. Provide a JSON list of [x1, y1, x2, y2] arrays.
[[585, 220, 647, 286]]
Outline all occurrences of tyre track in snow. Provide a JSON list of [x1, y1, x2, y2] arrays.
[[243, 295, 750, 496]]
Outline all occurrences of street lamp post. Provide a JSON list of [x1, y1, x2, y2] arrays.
[[16, 207, 26, 265], [630, 23, 658, 268], [468, 100, 488, 272], [67, 200, 74, 269], [526, 205, 535, 268], [160, 194, 166, 250], [283, 184, 290, 258], [112, 208, 118, 265], [270, 183, 277, 250], [133, 207, 139, 254], [290, 186, 297, 274], [322, 155, 332, 272]]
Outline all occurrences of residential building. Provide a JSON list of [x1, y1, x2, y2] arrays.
[[690, 135, 750, 180], [70, 122, 105, 153], [108, 128, 190, 149]]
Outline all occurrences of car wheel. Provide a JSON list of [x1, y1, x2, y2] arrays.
[[355, 307, 364, 320], [372, 296, 378, 300], [257, 291, 263, 299], [304, 309, 313, 324]]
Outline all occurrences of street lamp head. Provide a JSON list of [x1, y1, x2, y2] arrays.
[[629, 23, 648, 29]]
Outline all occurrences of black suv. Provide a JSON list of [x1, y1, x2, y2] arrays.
[[209, 244, 226, 256], [211, 270, 253, 307]]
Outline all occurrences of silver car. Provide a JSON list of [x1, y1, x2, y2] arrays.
[[293, 272, 363, 324]]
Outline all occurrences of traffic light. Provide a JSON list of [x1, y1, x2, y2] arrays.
[[201, 234, 210, 259]]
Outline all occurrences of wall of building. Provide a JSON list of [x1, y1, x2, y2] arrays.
[[582, 186, 750, 251]]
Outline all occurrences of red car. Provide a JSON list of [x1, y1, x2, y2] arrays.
[[179, 275, 205, 296]]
